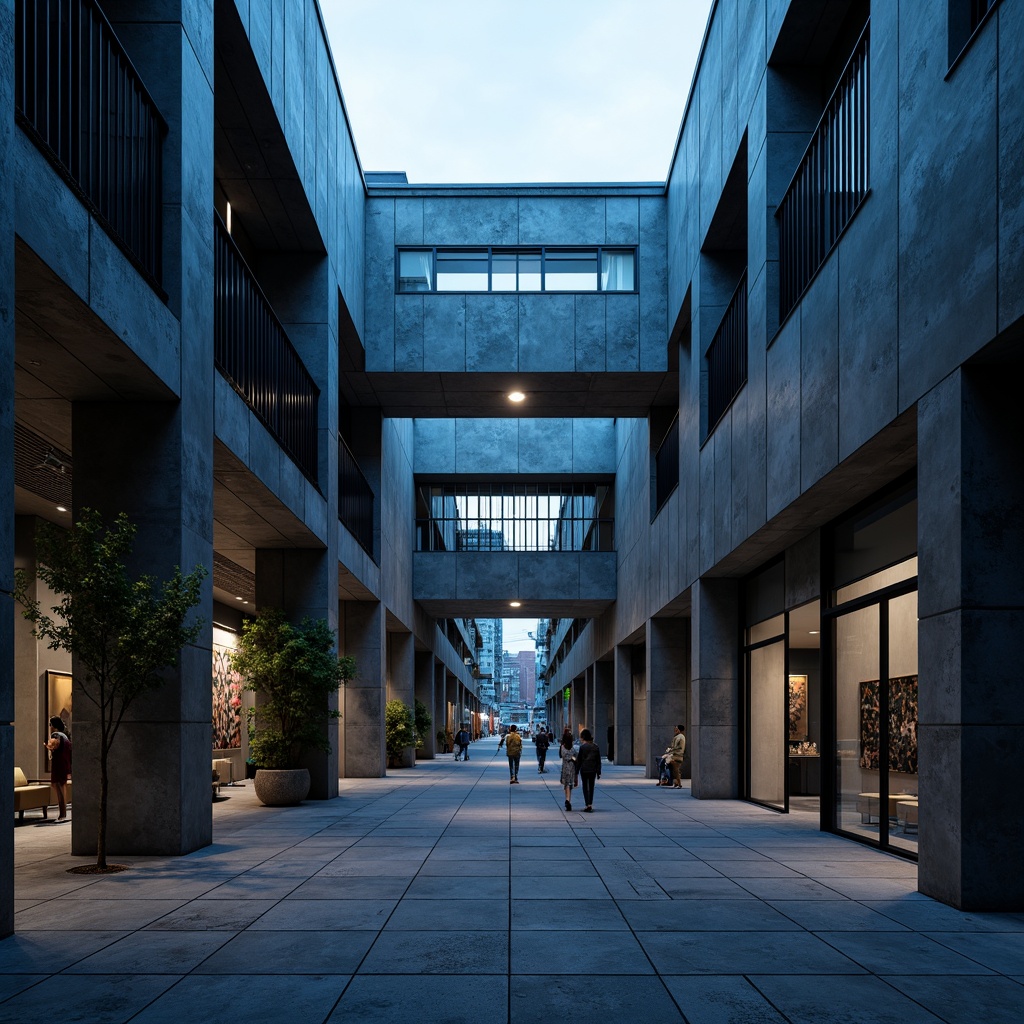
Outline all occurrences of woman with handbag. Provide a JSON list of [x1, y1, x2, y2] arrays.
[[559, 729, 577, 811]]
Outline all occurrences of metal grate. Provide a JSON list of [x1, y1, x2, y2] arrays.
[[14, 0, 166, 287], [13, 423, 72, 507], [778, 24, 870, 322]]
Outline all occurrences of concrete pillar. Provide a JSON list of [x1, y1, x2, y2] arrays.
[[593, 661, 614, 763], [1, 0, 15, 937], [73, 401, 214, 858], [691, 578, 740, 798], [342, 601, 386, 778], [613, 645, 634, 765], [918, 367, 1024, 911], [415, 651, 436, 759], [386, 630, 415, 768], [256, 549, 338, 797], [647, 617, 691, 780], [433, 661, 447, 751]]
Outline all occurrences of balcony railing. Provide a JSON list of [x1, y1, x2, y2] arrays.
[[777, 24, 869, 322], [214, 215, 320, 484], [338, 437, 374, 557], [15, 0, 166, 287], [653, 412, 679, 515], [706, 271, 748, 433]]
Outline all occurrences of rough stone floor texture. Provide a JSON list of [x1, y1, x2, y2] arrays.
[[4, 737, 1024, 1023]]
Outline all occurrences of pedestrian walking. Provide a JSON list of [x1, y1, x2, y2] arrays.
[[45, 716, 71, 822], [575, 729, 601, 812], [559, 730, 577, 811], [534, 726, 550, 773], [665, 724, 685, 788], [499, 724, 523, 782]]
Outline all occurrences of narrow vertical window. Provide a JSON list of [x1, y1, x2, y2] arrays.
[[398, 250, 432, 292]]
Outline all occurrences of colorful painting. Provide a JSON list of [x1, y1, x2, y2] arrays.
[[212, 644, 243, 750], [788, 674, 808, 740], [859, 675, 918, 773]]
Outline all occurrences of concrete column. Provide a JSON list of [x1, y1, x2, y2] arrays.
[[613, 645, 634, 765], [256, 549, 338, 797], [415, 651, 436, 759], [690, 578, 740, 798], [1, 0, 15, 937], [73, 401, 214, 857], [433, 661, 446, 752], [593, 661, 614, 763], [647, 617, 691, 780], [918, 367, 1024, 911], [386, 630, 415, 768], [342, 601, 386, 778]]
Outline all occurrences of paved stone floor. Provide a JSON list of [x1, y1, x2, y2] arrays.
[[3, 737, 1024, 1023]]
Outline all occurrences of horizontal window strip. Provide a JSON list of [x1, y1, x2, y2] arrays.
[[396, 246, 637, 294]]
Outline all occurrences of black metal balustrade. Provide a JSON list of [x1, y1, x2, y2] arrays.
[[15, 0, 166, 286], [778, 24, 869, 322], [338, 437, 375, 556], [214, 216, 320, 484], [654, 413, 679, 514], [706, 271, 748, 433]]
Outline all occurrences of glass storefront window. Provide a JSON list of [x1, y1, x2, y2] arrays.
[[836, 556, 918, 604], [748, 613, 784, 645], [888, 589, 919, 855], [749, 640, 786, 809]]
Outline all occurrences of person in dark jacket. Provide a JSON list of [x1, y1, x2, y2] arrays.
[[534, 726, 550, 773], [575, 729, 601, 812], [45, 715, 72, 822]]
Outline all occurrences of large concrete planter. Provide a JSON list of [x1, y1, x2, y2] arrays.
[[253, 768, 310, 806]]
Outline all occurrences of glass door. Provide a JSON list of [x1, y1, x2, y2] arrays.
[[749, 638, 786, 810]]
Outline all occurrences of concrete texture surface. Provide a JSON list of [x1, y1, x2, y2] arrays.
[[5, 737, 1023, 1024]]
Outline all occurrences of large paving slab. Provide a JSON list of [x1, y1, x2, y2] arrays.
[[5, 737, 1024, 1023]]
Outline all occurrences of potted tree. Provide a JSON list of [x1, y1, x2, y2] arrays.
[[230, 608, 354, 806], [385, 698, 416, 768]]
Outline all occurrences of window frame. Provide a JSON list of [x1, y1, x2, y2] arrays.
[[394, 245, 639, 295]]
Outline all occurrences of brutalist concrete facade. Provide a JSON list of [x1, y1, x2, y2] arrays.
[[1, 0, 1021, 937]]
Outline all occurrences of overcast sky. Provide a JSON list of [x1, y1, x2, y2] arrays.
[[320, 0, 714, 184]]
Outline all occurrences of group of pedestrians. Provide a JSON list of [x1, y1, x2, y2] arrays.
[[494, 722, 685, 813]]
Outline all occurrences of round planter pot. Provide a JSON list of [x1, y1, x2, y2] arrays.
[[253, 768, 310, 806]]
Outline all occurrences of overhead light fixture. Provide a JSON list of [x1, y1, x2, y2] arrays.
[[55, 505, 67, 513], [808, 630, 820, 635], [34, 449, 71, 475], [507, 391, 525, 403], [510, 601, 521, 608], [226, 200, 232, 234]]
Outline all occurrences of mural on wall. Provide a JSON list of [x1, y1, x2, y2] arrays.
[[859, 675, 918, 774], [212, 644, 242, 750], [788, 675, 809, 740]]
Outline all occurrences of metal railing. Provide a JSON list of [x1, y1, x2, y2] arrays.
[[214, 215, 320, 484], [653, 412, 679, 514], [777, 24, 869, 322], [706, 271, 748, 432], [338, 437, 374, 556], [15, 0, 166, 286]]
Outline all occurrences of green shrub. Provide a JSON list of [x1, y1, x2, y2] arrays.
[[385, 699, 416, 766], [414, 699, 432, 747]]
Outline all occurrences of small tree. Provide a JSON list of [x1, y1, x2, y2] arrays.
[[385, 699, 416, 767], [414, 699, 432, 748], [14, 509, 206, 871], [232, 609, 354, 770]]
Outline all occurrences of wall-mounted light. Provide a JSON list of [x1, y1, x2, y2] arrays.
[[510, 601, 521, 608], [226, 201, 232, 235]]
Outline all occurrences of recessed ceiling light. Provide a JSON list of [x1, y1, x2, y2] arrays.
[[507, 391, 525, 403], [55, 505, 67, 513], [510, 601, 521, 608], [808, 630, 819, 635], [236, 596, 243, 601]]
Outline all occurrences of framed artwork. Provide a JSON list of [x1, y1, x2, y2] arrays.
[[788, 674, 809, 740], [46, 670, 72, 738], [859, 675, 918, 773], [212, 644, 243, 750]]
